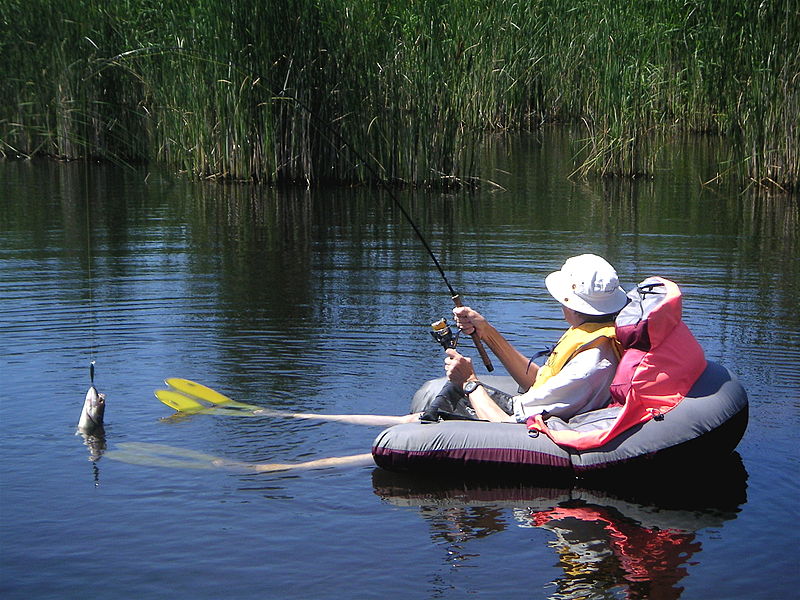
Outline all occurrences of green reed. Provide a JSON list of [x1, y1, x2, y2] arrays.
[[1, 0, 797, 190]]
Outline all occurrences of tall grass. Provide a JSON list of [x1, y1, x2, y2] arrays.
[[1, 0, 797, 190]]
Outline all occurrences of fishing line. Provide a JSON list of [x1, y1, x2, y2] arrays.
[[84, 158, 97, 383]]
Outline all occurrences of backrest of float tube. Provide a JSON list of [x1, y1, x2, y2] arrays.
[[615, 277, 682, 348], [569, 361, 749, 472], [526, 277, 708, 451], [610, 277, 707, 412]]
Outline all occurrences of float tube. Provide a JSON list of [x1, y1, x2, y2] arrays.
[[372, 363, 747, 475], [372, 277, 748, 476]]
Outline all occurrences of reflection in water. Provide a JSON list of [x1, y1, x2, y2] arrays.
[[76, 431, 107, 462], [373, 454, 747, 599], [76, 432, 106, 486], [422, 504, 505, 568], [519, 503, 700, 600]]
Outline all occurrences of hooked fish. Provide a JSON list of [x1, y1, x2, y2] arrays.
[[77, 385, 106, 434]]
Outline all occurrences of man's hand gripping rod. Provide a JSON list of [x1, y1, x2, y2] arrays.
[[452, 294, 493, 372]]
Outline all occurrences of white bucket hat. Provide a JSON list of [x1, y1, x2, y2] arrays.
[[545, 254, 628, 316]]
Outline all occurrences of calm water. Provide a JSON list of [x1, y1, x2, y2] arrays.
[[1, 134, 798, 599]]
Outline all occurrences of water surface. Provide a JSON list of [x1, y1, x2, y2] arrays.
[[1, 135, 798, 599]]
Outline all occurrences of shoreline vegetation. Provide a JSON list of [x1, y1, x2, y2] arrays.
[[1, 1, 797, 191]]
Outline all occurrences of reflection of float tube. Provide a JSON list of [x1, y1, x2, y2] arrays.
[[371, 450, 747, 532], [373, 456, 746, 600], [528, 503, 700, 599]]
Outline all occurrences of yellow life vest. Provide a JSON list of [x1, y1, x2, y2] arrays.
[[532, 323, 621, 389]]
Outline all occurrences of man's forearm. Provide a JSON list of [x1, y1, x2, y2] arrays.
[[468, 386, 516, 422], [481, 325, 538, 389]]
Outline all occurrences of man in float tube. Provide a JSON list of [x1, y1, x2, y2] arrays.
[[434, 254, 628, 424]]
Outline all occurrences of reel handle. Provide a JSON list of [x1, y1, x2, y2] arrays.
[[452, 294, 494, 372]]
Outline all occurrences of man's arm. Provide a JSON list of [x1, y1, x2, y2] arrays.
[[453, 306, 537, 389], [444, 348, 516, 423], [466, 383, 516, 422]]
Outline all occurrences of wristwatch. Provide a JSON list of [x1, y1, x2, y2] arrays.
[[463, 380, 483, 395]]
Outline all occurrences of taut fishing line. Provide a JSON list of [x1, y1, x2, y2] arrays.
[[84, 159, 97, 384]]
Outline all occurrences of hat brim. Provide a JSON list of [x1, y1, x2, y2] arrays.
[[545, 270, 628, 316]]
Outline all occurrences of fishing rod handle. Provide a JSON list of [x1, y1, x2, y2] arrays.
[[452, 295, 494, 372]]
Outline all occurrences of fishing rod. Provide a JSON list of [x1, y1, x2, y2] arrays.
[[94, 49, 493, 370], [273, 89, 493, 371]]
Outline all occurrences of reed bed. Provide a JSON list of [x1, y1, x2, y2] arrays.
[[1, 0, 797, 190]]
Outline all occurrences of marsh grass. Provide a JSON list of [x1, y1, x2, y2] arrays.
[[1, 0, 797, 190]]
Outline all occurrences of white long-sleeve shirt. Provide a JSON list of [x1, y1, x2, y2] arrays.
[[511, 340, 619, 423]]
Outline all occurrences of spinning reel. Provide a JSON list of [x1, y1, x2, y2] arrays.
[[430, 318, 460, 350]]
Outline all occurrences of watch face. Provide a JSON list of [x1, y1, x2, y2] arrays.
[[464, 381, 479, 394]]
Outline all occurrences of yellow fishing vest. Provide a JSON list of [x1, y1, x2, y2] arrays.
[[532, 323, 621, 389]]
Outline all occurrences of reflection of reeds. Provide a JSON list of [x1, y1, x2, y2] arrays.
[[1, 1, 797, 190]]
